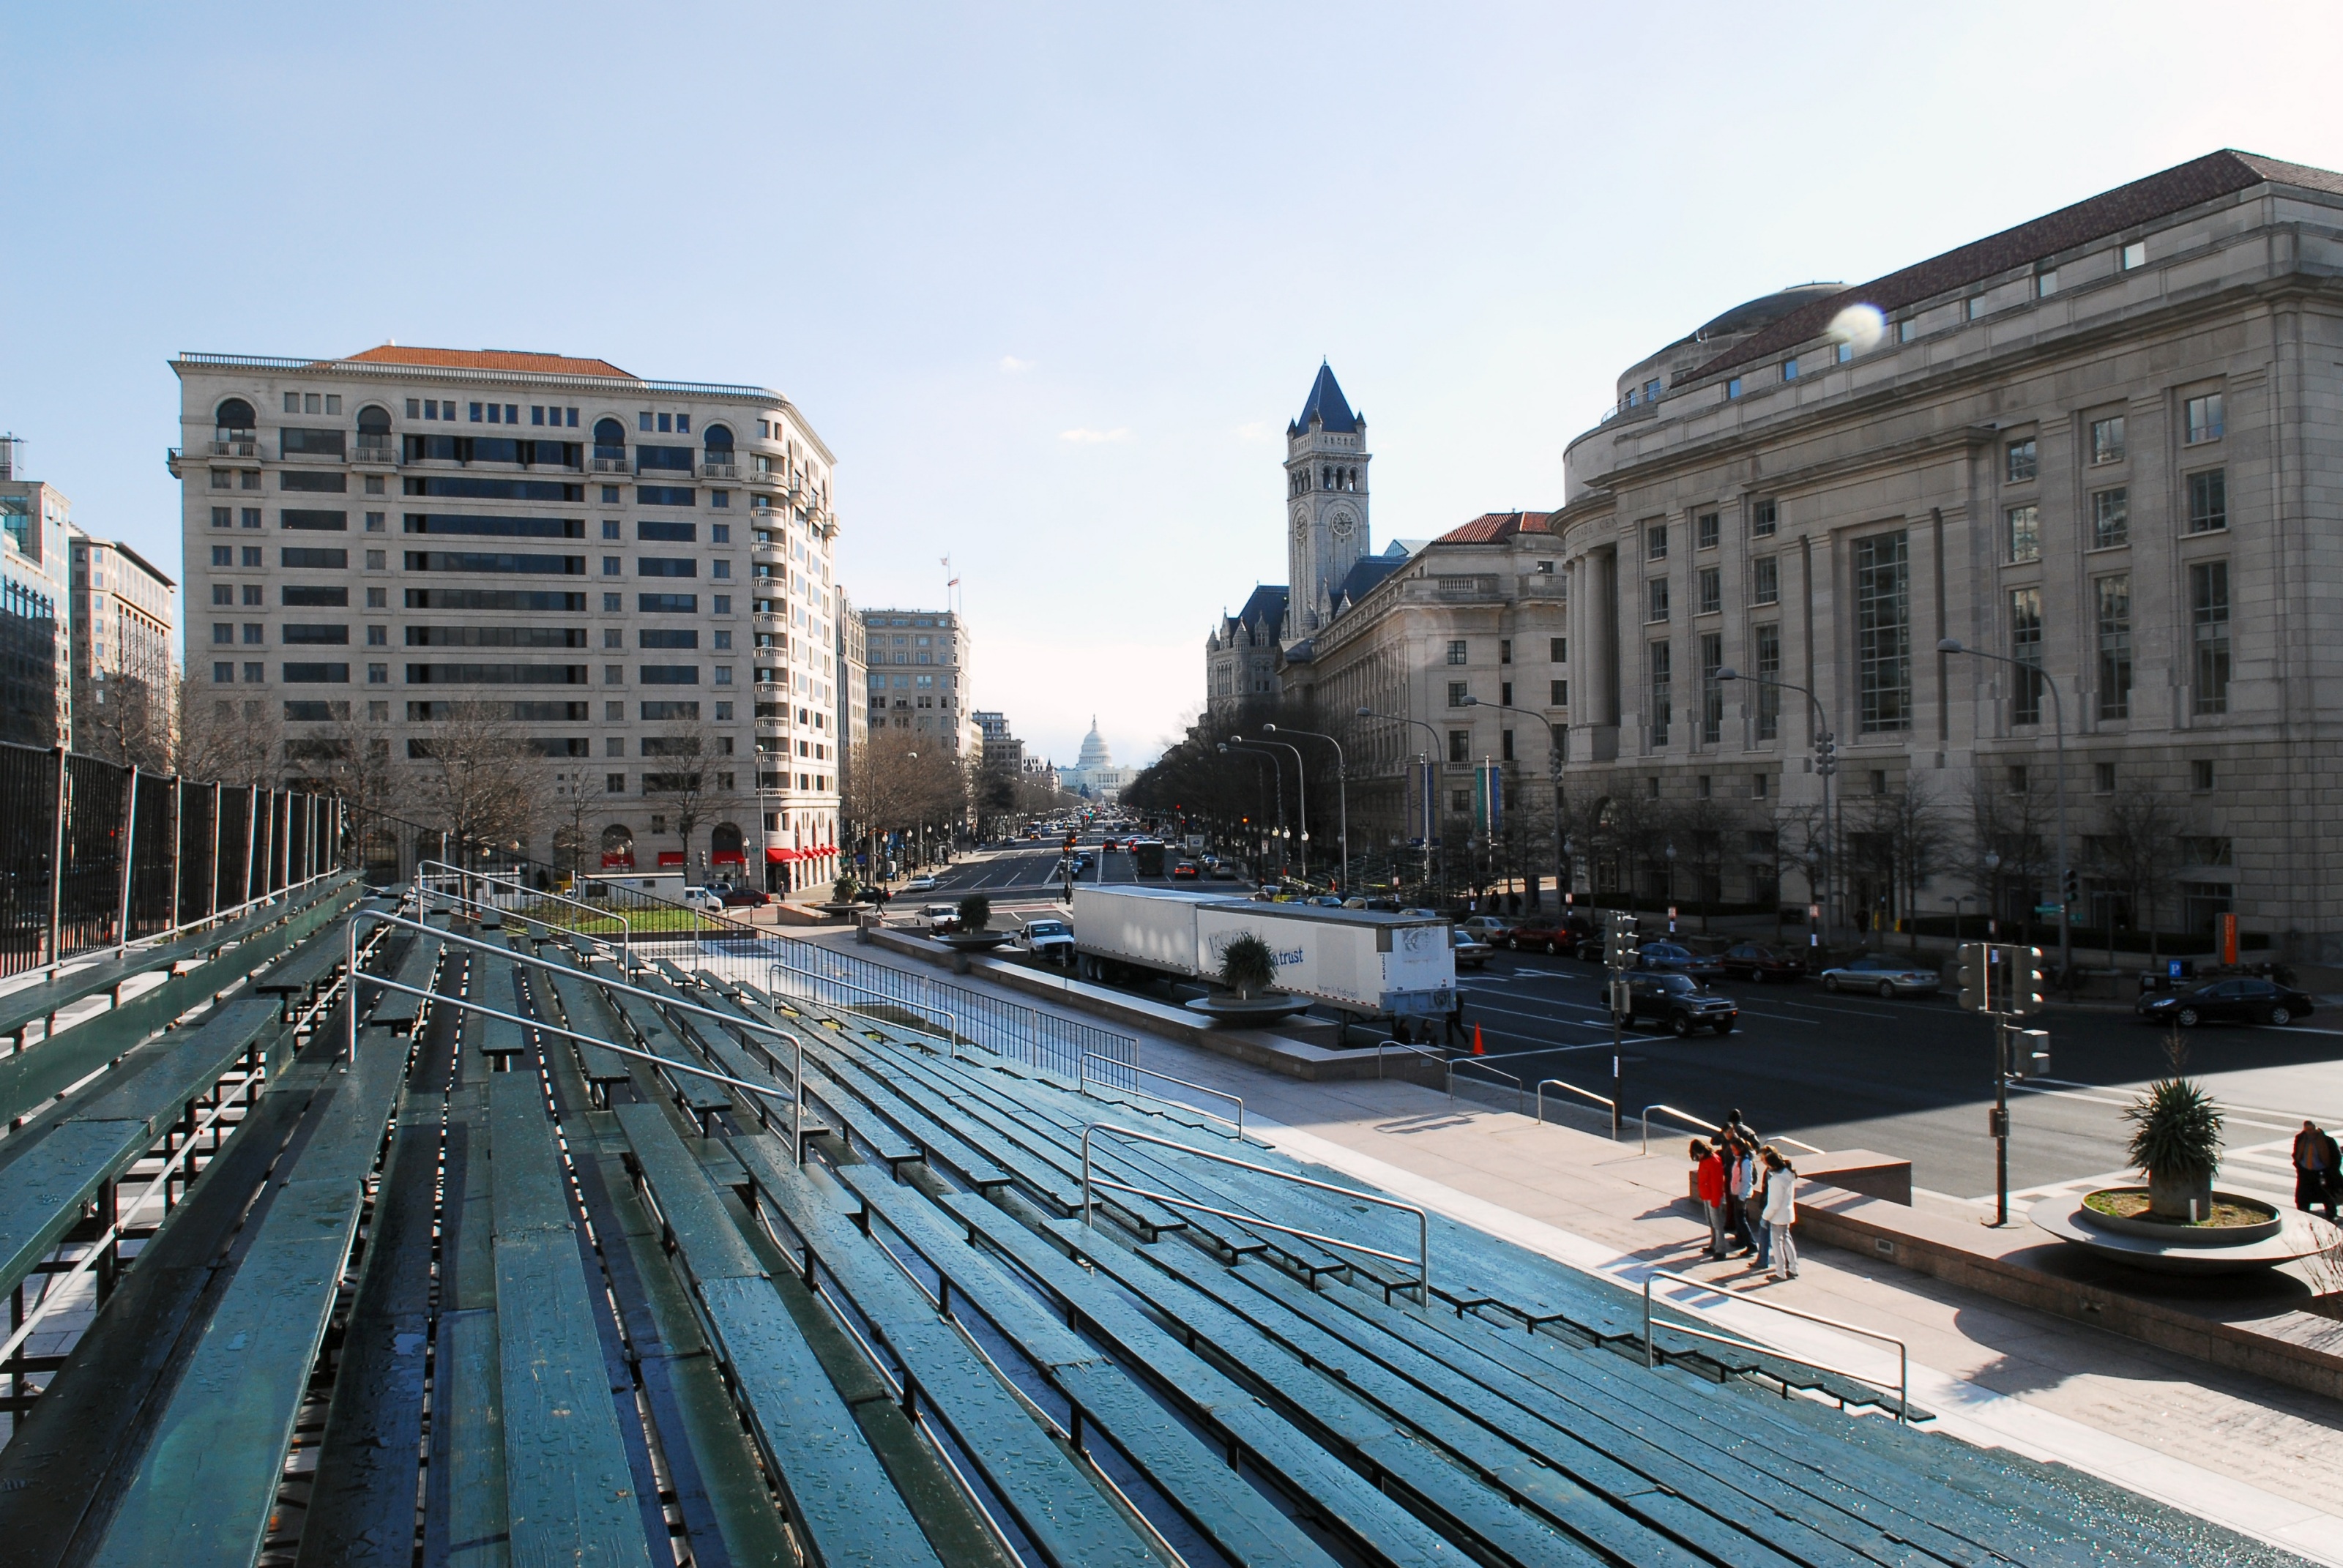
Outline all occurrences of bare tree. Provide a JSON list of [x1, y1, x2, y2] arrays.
[[2093, 782, 2193, 962], [640, 715, 747, 874], [1667, 792, 1743, 931], [178, 687, 282, 787], [412, 701, 539, 870], [1965, 764, 2054, 933], [77, 668, 177, 774], [1851, 774, 1957, 952]]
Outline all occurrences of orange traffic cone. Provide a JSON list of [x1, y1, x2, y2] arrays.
[[1472, 1023, 1485, 1056]]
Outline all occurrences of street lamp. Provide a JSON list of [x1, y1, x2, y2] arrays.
[[1940, 638, 2071, 979], [1464, 695, 1570, 912], [1715, 667, 1835, 941], [1231, 733, 1309, 884], [1357, 706, 1443, 897], [1218, 743, 1275, 878], [1223, 739, 1292, 878], [1264, 723, 1348, 895]]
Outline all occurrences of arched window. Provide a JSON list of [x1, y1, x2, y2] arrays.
[[710, 821, 744, 867], [594, 417, 625, 448], [703, 424, 734, 452], [600, 823, 635, 867], [356, 404, 392, 434], [216, 398, 256, 433]]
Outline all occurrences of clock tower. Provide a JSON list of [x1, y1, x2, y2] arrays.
[[1284, 361, 1370, 644]]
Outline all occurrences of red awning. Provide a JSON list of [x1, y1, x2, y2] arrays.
[[765, 847, 792, 863], [600, 853, 635, 868], [655, 851, 685, 867], [712, 850, 746, 865]]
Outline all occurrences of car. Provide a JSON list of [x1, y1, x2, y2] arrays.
[[1450, 928, 1492, 969], [718, 886, 770, 908], [1503, 916, 1578, 956], [909, 902, 961, 933], [1620, 972, 1739, 1037], [1636, 941, 1725, 980], [1171, 861, 1201, 879], [904, 875, 940, 892], [1456, 916, 1517, 944], [1100, 837, 1122, 852], [1301, 894, 1344, 907], [1819, 953, 1942, 997], [1013, 918, 1076, 963], [1210, 862, 1241, 880], [2137, 977, 2314, 1028], [1720, 941, 1806, 982]]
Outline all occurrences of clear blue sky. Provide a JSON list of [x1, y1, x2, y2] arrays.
[[8, 1, 2339, 769]]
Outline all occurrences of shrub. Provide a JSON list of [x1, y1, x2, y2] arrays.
[[1219, 933, 1277, 999], [957, 893, 992, 933], [832, 874, 860, 903], [2124, 1077, 2223, 1216]]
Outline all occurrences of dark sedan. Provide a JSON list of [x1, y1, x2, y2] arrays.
[[2137, 977, 2314, 1028], [1720, 941, 1807, 982], [1636, 941, 1724, 980]]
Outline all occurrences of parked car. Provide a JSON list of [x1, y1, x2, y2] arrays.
[[1506, 916, 1578, 957], [718, 886, 770, 908], [904, 875, 940, 892], [2137, 977, 2314, 1028], [1719, 941, 1807, 982], [1819, 953, 1942, 997], [1210, 862, 1241, 880], [1171, 860, 1201, 880], [1451, 928, 1492, 970], [1621, 972, 1739, 1037], [1014, 918, 1076, 963], [1456, 916, 1517, 944], [909, 903, 961, 933], [682, 885, 724, 914], [1636, 941, 1725, 980]]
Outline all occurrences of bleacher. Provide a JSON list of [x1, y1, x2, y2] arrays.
[[0, 887, 2296, 1567]]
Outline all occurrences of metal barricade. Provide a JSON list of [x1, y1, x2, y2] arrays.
[[1642, 1268, 1908, 1422]]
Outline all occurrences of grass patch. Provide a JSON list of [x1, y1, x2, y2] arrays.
[[2083, 1188, 2274, 1228]]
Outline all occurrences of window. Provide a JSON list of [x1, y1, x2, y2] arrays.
[[1754, 624, 1781, 741], [2187, 469, 2227, 532], [2093, 762, 2117, 794], [2183, 837, 2233, 866], [2090, 488, 2128, 548], [212, 586, 232, 605], [2007, 586, 2044, 724], [1498, 638, 1511, 665], [2005, 438, 2037, 482], [242, 584, 263, 605], [2035, 266, 2058, 297], [241, 662, 264, 682], [1644, 378, 1661, 402], [242, 546, 264, 567], [212, 546, 232, 567], [1697, 567, 1721, 616], [1750, 499, 1776, 537], [1835, 342, 1853, 364], [2089, 416, 2125, 465], [1782, 357, 1799, 380], [2008, 764, 2029, 794], [2095, 575, 2131, 721], [638, 557, 697, 578], [1647, 578, 1669, 622], [368, 588, 387, 608], [1447, 730, 1470, 764], [1549, 679, 1567, 706], [1649, 642, 1672, 746], [1646, 523, 1667, 561], [1696, 512, 1718, 550], [1726, 377, 1742, 399], [1501, 730, 1515, 761], [211, 506, 231, 529], [212, 622, 231, 644], [2190, 561, 2230, 715], [1549, 637, 1566, 662], [1853, 531, 1912, 733], [1752, 555, 1778, 605], [243, 623, 264, 644], [1447, 681, 1469, 708], [2191, 758, 2215, 791], [2005, 504, 2040, 564], [1897, 318, 1916, 343], [1445, 639, 1467, 665], [2121, 240, 2146, 270], [1968, 295, 1992, 321], [1699, 632, 1724, 744], [2185, 393, 2224, 445]]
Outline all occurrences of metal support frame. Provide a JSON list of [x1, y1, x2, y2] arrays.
[[1535, 1076, 1616, 1135], [1639, 1103, 1825, 1160], [1642, 1268, 1908, 1422], [347, 910, 811, 1160], [1080, 1123, 1429, 1301], [764, 960, 958, 1056], [46, 745, 67, 973], [413, 859, 631, 964], [114, 769, 140, 957], [1078, 1052, 1243, 1137]]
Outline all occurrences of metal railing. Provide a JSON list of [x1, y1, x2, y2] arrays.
[[1536, 1076, 1617, 1135], [1080, 1124, 1427, 1301], [700, 459, 740, 478], [1449, 1056, 1524, 1113], [349, 909, 813, 1159], [352, 439, 397, 463], [1643, 1269, 1909, 1422], [1639, 1103, 1825, 1160], [1079, 1053, 1243, 1137], [764, 959, 958, 1052], [1374, 1035, 1447, 1080], [413, 859, 630, 963]]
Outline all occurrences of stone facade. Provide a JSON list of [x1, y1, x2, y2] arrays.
[[0, 447, 73, 750], [1552, 149, 2343, 956], [860, 607, 976, 758], [1205, 584, 1288, 715], [67, 530, 175, 764]]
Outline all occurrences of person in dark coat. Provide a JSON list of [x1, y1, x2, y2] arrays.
[[2295, 1120, 2340, 1219], [1444, 990, 1467, 1048]]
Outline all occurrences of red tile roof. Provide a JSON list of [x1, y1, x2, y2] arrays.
[[1437, 510, 1554, 545], [337, 344, 635, 378], [1690, 150, 2343, 381]]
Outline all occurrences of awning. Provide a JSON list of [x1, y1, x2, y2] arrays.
[[712, 850, 746, 865], [765, 847, 793, 864], [600, 853, 635, 868], [655, 851, 685, 867]]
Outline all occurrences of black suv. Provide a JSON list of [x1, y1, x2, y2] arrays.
[[1622, 972, 1739, 1037]]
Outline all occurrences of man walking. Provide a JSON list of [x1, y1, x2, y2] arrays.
[[2295, 1120, 2339, 1220]]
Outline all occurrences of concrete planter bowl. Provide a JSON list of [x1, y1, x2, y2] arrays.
[[2035, 1186, 2333, 1274], [936, 929, 1013, 973], [2077, 1187, 2283, 1244], [1182, 991, 1314, 1025]]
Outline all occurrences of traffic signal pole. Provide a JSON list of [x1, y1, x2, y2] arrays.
[[1604, 909, 1635, 1140], [1959, 940, 2046, 1228]]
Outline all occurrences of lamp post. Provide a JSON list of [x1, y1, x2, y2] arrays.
[[1264, 723, 1348, 895], [1983, 851, 2001, 938], [1716, 667, 1833, 941], [1464, 696, 1569, 911], [1232, 733, 1308, 884], [1663, 840, 1677, 934], [1940, 638, 2071, 979], [1223, 739, 1291, 878], [1218, 744, 1273, 879], [1356, 706, 1444, 900]]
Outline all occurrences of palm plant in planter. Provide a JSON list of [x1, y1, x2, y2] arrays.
[[2123, 1078, 2224, 1220], [957, 894, 991, 933], [1219, 933, 1278, 1001], [832, 874, 860, 903]]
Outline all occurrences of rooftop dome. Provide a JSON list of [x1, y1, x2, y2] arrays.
[[1076, 718, 1114, 769], [1693, 283, 1846, 343]]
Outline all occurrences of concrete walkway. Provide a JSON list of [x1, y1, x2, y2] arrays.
[[805, 929, 2343, 1565]]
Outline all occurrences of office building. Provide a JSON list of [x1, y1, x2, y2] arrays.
[[66, 530, 176, 766], [171, 346, 843, 890], [860, 607, 976, 757], [0, 438, 73, 750]]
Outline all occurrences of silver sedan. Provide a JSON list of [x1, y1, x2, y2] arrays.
[[1819, 954, 1942, 997]]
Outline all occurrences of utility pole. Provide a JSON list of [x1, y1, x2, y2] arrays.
[[1958, 941, 2049, 1225], [1603, 909, 1636, 1139]]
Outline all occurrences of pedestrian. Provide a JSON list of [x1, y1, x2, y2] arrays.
[[1444, 991, 1467, 1049], [1763, 1150, 1799, 1280], [1748, 1146, 1776, 1271], [1717, 1135, 1747, 1256], [2294, 1120, 2341, 1220], [1692, 1140, 1726, 1260]]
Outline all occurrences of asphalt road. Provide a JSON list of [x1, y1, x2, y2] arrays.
[[887, 837, 2343, 1209]]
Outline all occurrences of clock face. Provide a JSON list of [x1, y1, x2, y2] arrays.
[[1292, 507, 1310, 542], [1330, 512, 1355, 539]]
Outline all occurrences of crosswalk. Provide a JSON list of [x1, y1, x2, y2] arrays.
[[1994, 1135, 2306, 1213]]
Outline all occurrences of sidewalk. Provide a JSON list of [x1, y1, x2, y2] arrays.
[[808, 928, 2343, 1564]]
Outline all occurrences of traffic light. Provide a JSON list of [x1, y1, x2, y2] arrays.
[[2008, 945, 2046, 1015], [1814, 732, 1838, 777], [1955, 941, 1991, 1012], [2011, 1027, 2051, 1079], [1603, 910, 1638, 969], [2060, 866, 2079, 906]]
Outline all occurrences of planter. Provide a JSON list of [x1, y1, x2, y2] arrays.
[[2077, 1187, 2283, 1245], [2147, 1168, 2215, 1220], [816, 901, 868, 920], [938, 929, 1013, 974], [1182, 992, 1314, 1025]]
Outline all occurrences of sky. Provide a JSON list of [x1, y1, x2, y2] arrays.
[[8, 1, 2343, 771]]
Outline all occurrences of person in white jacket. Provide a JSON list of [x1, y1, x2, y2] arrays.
[[1761, 1149, 1799, 1280]]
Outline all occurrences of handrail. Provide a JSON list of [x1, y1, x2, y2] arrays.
[[764, 958, 958, 1057], [410, 873, 630, 969], [1638, 1102, 1825, 1160], [1449, 1056, 1524, 1115], [1642, 1268, 1909, 1422], [1536, 1076, 1617, 1137], [1373, 1036, 1447, 1080], [1079, 1053, 1243, 1138], [1773, 1135, 1828, 1158], [415, 859, 630, 963], [1080, 1124, 1428, 1302], [348, 910, 811, 1160]]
